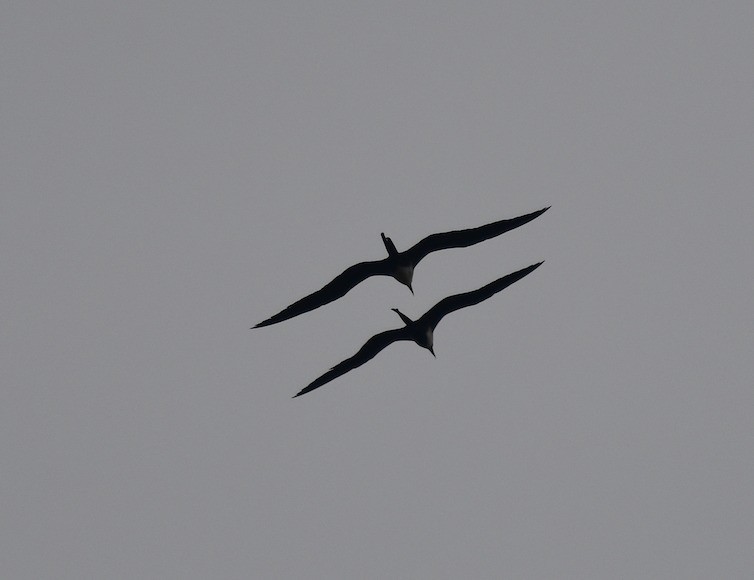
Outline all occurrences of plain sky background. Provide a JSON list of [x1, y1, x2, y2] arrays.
[[2, 2, 753, 578]]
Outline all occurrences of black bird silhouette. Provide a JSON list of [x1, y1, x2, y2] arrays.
[[293, 261, 543, 398], [254, 207, 549, 328]]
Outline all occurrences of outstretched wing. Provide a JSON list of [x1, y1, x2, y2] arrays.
[[255, 259, 392, 328], [418, 262, 544, 330], [293, 328, 410, 397], [404, 207, 550, 265]]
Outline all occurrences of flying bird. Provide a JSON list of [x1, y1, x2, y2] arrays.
[[293, 261, 543, 397], [254, 206, 549, 328]]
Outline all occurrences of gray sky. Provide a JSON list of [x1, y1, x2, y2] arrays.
[[2, 2, 753, 578]]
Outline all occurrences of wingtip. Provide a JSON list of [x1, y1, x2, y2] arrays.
[[253, 317, 275, 329], [516, 206, 550, 222], [517, 261, 544, 276]]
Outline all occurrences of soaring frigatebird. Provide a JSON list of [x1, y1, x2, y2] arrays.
[[293, 261, 543, 397], [254, 207, 549, 328]]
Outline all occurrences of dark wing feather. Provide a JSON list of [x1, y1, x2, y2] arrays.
[[293, 328, 410, 397], [418, 262, 544, 330], [255, 259, 392, 328], [404, 207, 550, 265]]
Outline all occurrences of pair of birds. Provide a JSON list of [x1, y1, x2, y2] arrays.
[[255, 206, 549, 397]]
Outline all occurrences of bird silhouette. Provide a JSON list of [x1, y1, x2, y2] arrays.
[[254, 207, 549, 328], [293, 261, 543, 397]]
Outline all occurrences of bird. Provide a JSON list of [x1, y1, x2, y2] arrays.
[[254, 206, 549, 328], [293, 261, 543, 397]]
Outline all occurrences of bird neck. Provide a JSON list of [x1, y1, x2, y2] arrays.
[[381, 233, 399, 257], [392, 308, 414, 326]]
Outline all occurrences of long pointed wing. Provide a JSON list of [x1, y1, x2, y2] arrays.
[[254, 259, 392, 328], [418, 262, 544, 330], [293, 328, 411, 397], [404, 207, 550, 265]]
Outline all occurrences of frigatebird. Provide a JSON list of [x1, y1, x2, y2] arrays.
[[292, 261, 543, 397], [254, 207, 549, 328]]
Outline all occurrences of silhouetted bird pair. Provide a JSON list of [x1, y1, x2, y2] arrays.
[[254, 207, 549, 397]]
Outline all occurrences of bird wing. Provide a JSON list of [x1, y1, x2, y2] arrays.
[[404, 207, 550, 265], [254, 259, 392, 328], [418, 262, 544, 330], [293, 328, 410, 397]]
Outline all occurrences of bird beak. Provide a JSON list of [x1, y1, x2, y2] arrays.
[[408, 283, 414, 295], [429, 347, 436, 358]]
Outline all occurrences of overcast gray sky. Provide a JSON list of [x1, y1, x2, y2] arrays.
[[2, 2, 753, 578]]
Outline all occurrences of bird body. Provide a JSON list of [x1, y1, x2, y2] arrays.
[[254, 207, 549, 328], [293, 262, 543, 397], [393, 264, 415, 290]]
